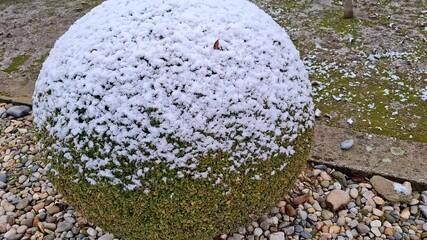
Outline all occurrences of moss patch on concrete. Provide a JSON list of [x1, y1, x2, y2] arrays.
[[3, 54, 30, 74]]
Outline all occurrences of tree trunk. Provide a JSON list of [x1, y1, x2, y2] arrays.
[[343, 0, 354, 19]]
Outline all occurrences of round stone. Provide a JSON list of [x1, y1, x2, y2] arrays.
[[370, 220, 382, 228], [341, 139, 354, 150], [326, 190, 350, 211], [321, 210, 334, 220], [356, 223, 370, 234], [254, 227, 263, 237]]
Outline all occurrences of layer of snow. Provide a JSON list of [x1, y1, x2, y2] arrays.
[[33, 0, 314, 190], [393, 182, 410, 195]]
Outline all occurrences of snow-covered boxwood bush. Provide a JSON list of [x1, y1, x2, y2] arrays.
[[33, 0, 314, 239]]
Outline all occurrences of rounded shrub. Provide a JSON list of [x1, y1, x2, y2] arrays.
[[33, 0, 314, 239]]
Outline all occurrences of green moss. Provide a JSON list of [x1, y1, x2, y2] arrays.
[[34, 52, 49, 66], [318, 12, 361, 37], [311, 56, 427, 143], [38, 128, 312, 240], [3, 54, 30, 73], [0, 91, 11, 97]]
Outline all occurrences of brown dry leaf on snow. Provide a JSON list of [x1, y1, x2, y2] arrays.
[[213, 39, 220, 50]]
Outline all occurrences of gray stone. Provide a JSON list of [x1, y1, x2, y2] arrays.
[[419, 205, 427, 218], [4, 228, 23, 240], [384, 211, 396, 223], [64, 216, 76, 224], [18, 175, 27, 184], [283, 226, 294, 235], [348, 219, 359, 228], [44, 234, 55, 240], [270, 207, 279, 215], [307, 213, 317, 222], [6, 105, 31, 118], [254, 227, 263, 237], [269, 232, 284, 240], [56, 222, 73, 233], [320, 180, 330, 188], [98, 234, 115, 240], [394, 233, 403, 240], [16, 198, 30, 210], [66, 231, 74, 238], [326, 189, 350, 211], [370, 175, 411, 203], [371, 227, 381, 237], [298, 210, 307, 220], [341, 139, 354, 150], [0, 223, 7, 233], [370, 220, 381, 228], [321, 210, 334, 220], [260, 219, 270, 230], [0, 173, 7, 183], [300, 231, 312, 239], [313, 164, 327, 170], [345, 230, 354, 238], [0, 108, 6, 118], [331, 171, 347, 187], [337, 216, 346, 226], [295, 225, 303, 233], [356, 223, 370, 234], [233, 233, 244, 240], [410, 205, 418, 215], [37, 212, 47, 221]]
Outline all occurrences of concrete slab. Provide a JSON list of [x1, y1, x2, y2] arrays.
[[310, 124, 427, 189]]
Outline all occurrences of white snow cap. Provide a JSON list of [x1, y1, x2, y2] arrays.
[[33, 0, 314, 189]]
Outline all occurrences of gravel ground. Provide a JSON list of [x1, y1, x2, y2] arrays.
[[1, 101, 427, 239]]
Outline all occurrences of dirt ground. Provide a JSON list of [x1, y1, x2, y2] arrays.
[[0, 0, 426, 142], [0, 0, 102, 102]]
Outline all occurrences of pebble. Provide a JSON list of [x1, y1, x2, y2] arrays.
[[99, 234, 115, 240], [419, 205, 427, 218], [326, 189, 350, 211], [370, 175, 411, 203], [283, 226, 294, 235], [254, 227, 266, 237], [55, 222, 73, 233], [370, 220, 382, 228], [298, 210, 307, 220], [0, 173, 7, 183], [5, 105, 31, 118], [331, 171, 347, 187], [357, 223, 370, 234], [350, 188, 358, 198], [4, 227, 22, 240], [371, 227, 381, 237], [1, 104, 426, 240], [372, 208, 383, 216], [300, 231, 312, 239], [341, 139, 354, 150], [373, 196, 385, 205], [269, 232, 284, 240], [401, 208, 411, 219], [321, 210, 334, 220]]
